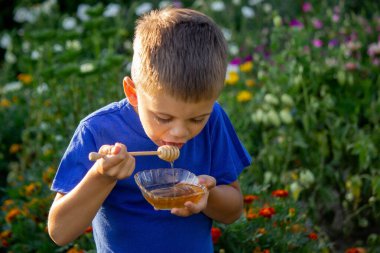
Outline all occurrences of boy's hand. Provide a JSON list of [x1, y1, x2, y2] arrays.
[[94, 143, 135, 180], [170, 175, 216, 217]]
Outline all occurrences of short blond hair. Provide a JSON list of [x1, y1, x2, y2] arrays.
[[131, 7, 228, 102]]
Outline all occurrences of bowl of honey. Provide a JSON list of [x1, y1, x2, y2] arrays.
[[134, 168, 206, 210]]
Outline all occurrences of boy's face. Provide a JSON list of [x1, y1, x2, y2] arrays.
[[135, 87, 215, 148]]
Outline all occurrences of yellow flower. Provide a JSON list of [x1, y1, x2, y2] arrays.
[[9, 144, 22, 154], [237, 90, 252, 102], [245, 79, 255, 87], [240, 61, 254, 72], [17, 73, 33, 84], [0, 98, 11, 107], [225, 71, 239, 85]]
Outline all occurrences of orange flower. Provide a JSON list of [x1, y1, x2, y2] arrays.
[[257, 228, 266, 235], [9, 144, 22, 154], [211, 227, 222, 244], [259, 207, 275, 218], [84, 226, 93, 233], [262, 250, 270, 253], [1, 199, 14, 211], [345, 248, 367, 253], [17, 73, 33, 84], [271, 189, 289, 198], [0, 230, 11, 240], [66, 247, 84, 253], [0, 98, 11, 107], [24, 182, 40, 196], [244, 195, 259, 205], [245, 79, 256, 87], [288, 207, 296, 217], [43, 166, 56, 184], [5, 208, 22, 223], [308, 232, 318, 240], [246, 212, 259, 220]]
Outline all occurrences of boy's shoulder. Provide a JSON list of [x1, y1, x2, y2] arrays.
[[82, 99, 130, 123]]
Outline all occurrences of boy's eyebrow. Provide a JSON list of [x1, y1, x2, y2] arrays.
[[155, 112, 211, 118]]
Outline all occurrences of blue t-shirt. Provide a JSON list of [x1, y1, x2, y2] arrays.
[[51, 99, 251, 253]]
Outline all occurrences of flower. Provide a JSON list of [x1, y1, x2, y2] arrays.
[[135, 3, 153, 16], [240, 61, 254, 72], [271, 189, 289, 198], [288, 208, 296, 217], [62, 17, 77, 30], [17, 73, 33, 84], [244, 195, 259, 204], [210, 1, 225, 12], [308, 232, 318, 240], [9, 144, 22, 154], [237, 90, 253, 102], [225, 71, 239, 85], [302, 2, 312, 12], [289, 19, 304, 29], [84, 226, 93, 233], [312, 18, 323, 29], [0, 98, 11, 107], [241, 6, 255, 18], [312, 39, 323, 48], [5, 208, 22, 223], [211, 227, 222, 244], [345, 247, 367, 253], [103, 3, 120, 17], [259, 206, 275, 218], [245, 79, 255, 87]]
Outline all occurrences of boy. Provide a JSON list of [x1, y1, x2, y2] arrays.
[[48, 7, 251, 253]]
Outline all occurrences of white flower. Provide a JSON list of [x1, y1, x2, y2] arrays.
[[53, 44, 63, 52], [135, 3, 153, 16], [62, 17, 77, 30], [31, 50, 40, 60], [221, 28, 232, 41], [267, 109, 280, 126], [40, 122, 49, 130], [5, 51, 16, 63], [37, 83, 49, 94], [232, 0, 241, 5], [264, 93, 279, 105], [299, 170, 315, 188], [263, 3, 272, 13], [80, 63, 95, 73], [22, 41, 31, 52], [41, 0, 57, 14], [279, 109, 293, 124], [0, 34, 11, 49], [228, 43, 239, 55], [210, 1, 225, 12], [2, 81, 22, 94], [66, 40, 81, 51], [242, 6, 255, 18], [249, 0, 263, 5], [103, 3, 121, 17], [159, 1, 171, 9], [55, 135, 63, 142], [14, 7, 37, 23], [77, 4, 90, 21], [280, 94, 294, 106]]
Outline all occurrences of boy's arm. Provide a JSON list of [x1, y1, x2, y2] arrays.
[[48, 143, 134, 246], [202, 180, 243, 224], [171, 178, 244, 224]]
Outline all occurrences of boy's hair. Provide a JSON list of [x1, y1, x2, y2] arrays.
[[131, 7, 228, 102]]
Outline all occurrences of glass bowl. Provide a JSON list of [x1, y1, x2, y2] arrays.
[[134, 168, 206, 210]]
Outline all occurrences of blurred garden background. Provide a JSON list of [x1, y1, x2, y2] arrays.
[[1, 0, 379, 252]]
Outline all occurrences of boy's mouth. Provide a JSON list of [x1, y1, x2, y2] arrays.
[[161, 141, 184, 149]]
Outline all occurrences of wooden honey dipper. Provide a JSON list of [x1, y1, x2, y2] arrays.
[[88, 145, 180, 163]]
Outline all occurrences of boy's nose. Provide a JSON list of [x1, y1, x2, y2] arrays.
[[169, 124, 189, 140]]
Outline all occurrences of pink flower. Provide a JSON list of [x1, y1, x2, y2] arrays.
[[312, 39, 323, 48], [289, 19, 304, 29], [312, 18, 323, 29], [302, 2, 312, 12]]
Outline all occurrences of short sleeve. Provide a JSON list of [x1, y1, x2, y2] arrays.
[[51, 122, 97, 193], [209, 103, 252, 185]]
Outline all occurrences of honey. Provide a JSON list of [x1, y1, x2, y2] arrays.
[[143, 182, 205, 210]]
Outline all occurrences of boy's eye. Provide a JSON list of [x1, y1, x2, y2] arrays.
[[154, 116, 171, 123], [191, 118, 206, 124]]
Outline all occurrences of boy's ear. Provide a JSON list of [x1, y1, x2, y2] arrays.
[[123, 77, 138, 107]]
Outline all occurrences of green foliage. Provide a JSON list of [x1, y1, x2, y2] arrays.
[[1, 1, 380, 252]]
